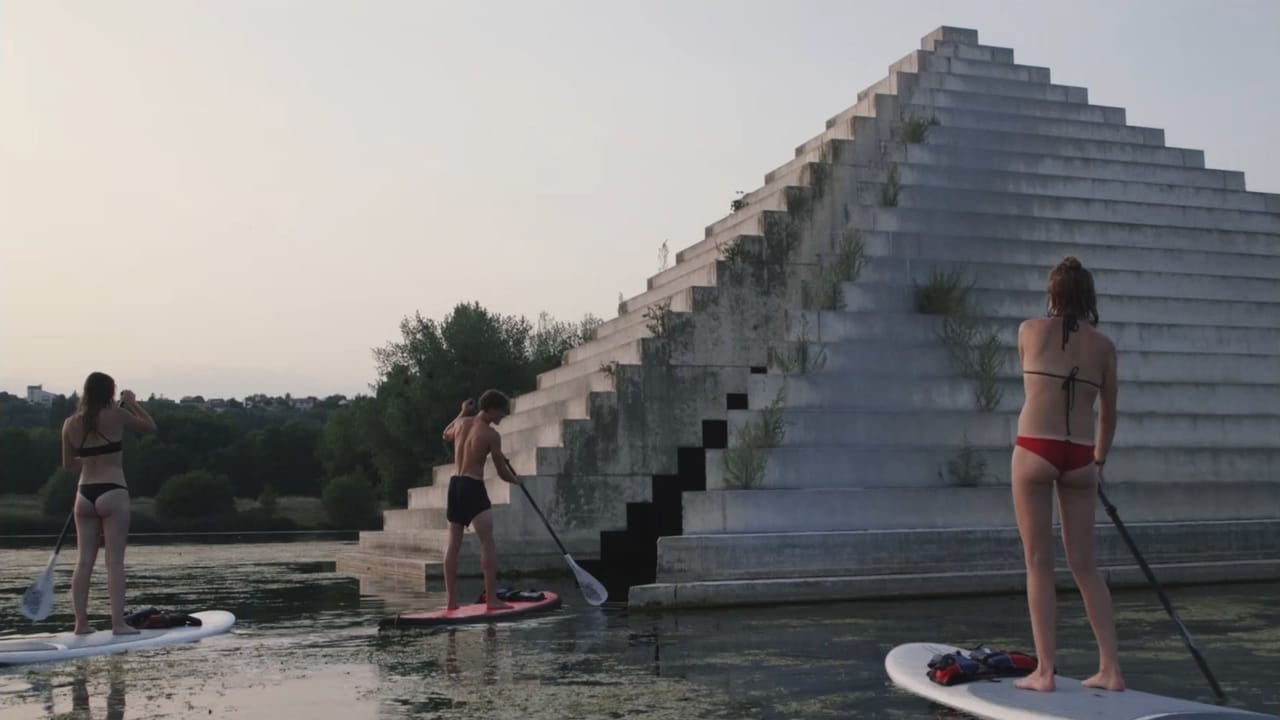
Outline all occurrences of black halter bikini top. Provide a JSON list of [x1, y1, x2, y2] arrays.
[[1022, 315, 1102, 436], [76, 428, 123, 458]]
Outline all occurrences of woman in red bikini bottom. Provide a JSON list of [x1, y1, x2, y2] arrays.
[[1011, 256, 1125, 693]]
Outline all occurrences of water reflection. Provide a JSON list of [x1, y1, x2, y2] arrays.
[[0, 541, 1276, 720]]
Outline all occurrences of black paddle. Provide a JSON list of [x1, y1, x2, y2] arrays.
[[1097, 486, 1226, 702], [503, 458, 607, 606]]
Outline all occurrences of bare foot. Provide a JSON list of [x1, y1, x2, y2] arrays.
[[1082, 669, 1125, 691], [73, 625, 94, 635], [111, 627, 140, 636], [1014, 670, 1056, 692], [485, 601, 514, 612], [445, 603, 459, 612]]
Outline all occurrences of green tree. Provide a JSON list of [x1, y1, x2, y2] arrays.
[[322, 470, 379, 529], [0, 427, 60, 494], [39, 469, 78, 516], [155, 470, 236, 520]]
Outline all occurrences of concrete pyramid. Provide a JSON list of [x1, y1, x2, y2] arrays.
[[338, 27, 1280, 608]]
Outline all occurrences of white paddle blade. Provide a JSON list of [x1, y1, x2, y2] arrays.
[[565, 554, 608, 606], [19, 570, 55, 622]]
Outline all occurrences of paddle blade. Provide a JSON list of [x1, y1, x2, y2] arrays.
[[565, 554, 608, 606], [18, 570, 55, 622]]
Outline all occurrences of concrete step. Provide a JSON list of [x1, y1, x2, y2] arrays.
[[427, 446, 552, 487], [492, 393, 589, 435], [729, 406, 1280, 448], [904, 104, 1163, 145], [915, 70, 1087, 103], [383, 507, 452, 532], [860, 208, 1280, 258], [841, 282, 1280, 329], [917, 125, 1200, 168], [536, 338, 642, 390], [334, 550, 436, 582], [797, 340, 1280, 385], [620, 262, 717, 314], [653, 519, 1280, 583], [877, 184, 1280, 234], [890, 163, 1279, 212], [748, 373, 1280, 416], [929, 39, 1014, 64], [512, 371, 613, 414], [642, 250, 721, 295], [920, 53, 1048, 83], [682, 483, 1280, 534], [597, 287, 694, 338], [410, 473, 514, 509], [706, 444, 1280, 490], [886, 144, 1245, 190], [857, 255, 1280, 303], [861, 231, 1280, 280], [795, 310, 1280, 355], [565, 311, 659, 365], [702, 183, 793, 242], [907, 87, 1125, 124], [632, 558, 1280, 609]]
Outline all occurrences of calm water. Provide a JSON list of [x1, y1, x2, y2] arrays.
[[0, 539, 1276, 719]]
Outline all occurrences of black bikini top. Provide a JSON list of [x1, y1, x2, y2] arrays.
[[76, 428, 123, 458], [1023, 315, 1102, 435]]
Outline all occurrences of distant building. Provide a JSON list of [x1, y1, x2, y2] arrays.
[[290, 396, 316, 410], [26, 385, 56, 406]]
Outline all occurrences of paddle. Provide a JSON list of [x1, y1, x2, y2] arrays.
[[1097, 486, 1226, 702], [19, 510, 76, 622], [504, 458, 608, 606]]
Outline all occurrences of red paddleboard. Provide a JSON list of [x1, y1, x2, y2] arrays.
[[379, 591, 562, 628]]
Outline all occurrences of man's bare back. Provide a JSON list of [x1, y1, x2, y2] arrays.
[[452, 415, 498, 479]]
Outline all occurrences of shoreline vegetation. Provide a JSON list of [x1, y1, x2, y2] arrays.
[[1, 302, 601, 535], [0, 494, 365, 536]]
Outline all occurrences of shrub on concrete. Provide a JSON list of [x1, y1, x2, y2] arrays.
[[156, 470, 237, 520], [39, 469, 78, 516], [322, 470, 380, 529], [945, 437, 988, 487], [723, 389, 786, 489], [914, 266, 972, 315], [901, 114, 938, 144]]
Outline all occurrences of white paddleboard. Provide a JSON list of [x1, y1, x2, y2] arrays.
[[0, 610, 235, 666], [885, 643, 1278, 720]]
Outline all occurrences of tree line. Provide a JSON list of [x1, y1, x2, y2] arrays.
[[0, 303, 599, 527]]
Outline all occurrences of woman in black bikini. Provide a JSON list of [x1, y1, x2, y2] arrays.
[[60, 372, 157, 635], [1011, 257, 1125, 693]]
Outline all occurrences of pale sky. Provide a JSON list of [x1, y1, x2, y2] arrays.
[[2, 1, 1278, 399]]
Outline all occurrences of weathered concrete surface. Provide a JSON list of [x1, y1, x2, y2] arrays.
[[340, 26, 1280, 609], [629, 560, 1280, 610]]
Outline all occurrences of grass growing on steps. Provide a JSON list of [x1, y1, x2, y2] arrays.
[[643, 298, 673, 338], [943, 436, 989, 487], [880, 165, 901, 207], [723, 389, 786, 490], [914, 266, 1007, 412], [769, 314, 827, 374], [901, 114, 939, 144], [804, 229, 867, 312]]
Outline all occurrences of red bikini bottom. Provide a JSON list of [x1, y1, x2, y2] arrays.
[[1015, 436, 1096, 473]]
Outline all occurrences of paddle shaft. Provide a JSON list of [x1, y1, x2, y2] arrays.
[[1097, 486, 1226, 702], [50, 511, 74, 558]]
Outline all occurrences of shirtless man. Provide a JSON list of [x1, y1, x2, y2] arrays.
[[441, 389, 523, 611]]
